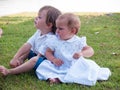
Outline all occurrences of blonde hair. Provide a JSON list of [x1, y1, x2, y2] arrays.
[[56, 13, 81, 34], [39, 6, 61, 34]]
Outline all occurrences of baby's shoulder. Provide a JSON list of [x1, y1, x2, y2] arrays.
[[75, 36, 86, 41], [46, 35, 58, 43], [48, 35, 57, 39]]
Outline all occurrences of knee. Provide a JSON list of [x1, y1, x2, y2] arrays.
[[30, 56, 38, 64]]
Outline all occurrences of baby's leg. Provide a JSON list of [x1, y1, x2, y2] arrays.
[[0, 56, 39, 76]]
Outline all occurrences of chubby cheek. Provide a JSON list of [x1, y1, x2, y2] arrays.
[[58, 32, 66, 39]]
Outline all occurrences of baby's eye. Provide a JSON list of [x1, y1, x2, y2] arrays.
[[38, 16, 41, 19], [58, 27, 63, 30]]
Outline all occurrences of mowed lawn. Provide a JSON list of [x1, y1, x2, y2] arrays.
[[0, 12, 120, 90]]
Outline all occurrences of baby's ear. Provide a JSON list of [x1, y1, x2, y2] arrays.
[[47, 23, 53, 28], [71, 28, 77, 34]]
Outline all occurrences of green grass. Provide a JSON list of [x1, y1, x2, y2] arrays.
[[0, 13, 120, 90]]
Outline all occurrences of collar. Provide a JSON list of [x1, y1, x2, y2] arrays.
[[38, 30, 54, 38], [65, 35, 78, 42], [57, 35, 78, 43]]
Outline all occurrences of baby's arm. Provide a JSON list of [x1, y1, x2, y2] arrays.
[[45, 48, 63, 66], [73, 45, 94, 59]]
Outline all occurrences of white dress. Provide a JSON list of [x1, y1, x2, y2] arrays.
[[36, 35, 111, 86]]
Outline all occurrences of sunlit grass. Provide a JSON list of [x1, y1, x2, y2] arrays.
[[0, 12, 36, 25], [0, 12, 120, 90]]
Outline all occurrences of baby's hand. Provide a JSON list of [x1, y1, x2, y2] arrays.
[[52, 58, 63, 66], [10, 59, 23, 68], [73, 52, 82, 59]]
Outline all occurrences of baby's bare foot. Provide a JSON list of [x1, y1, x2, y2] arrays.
[[48, 78, 60, 85], [0, 66, 9, 76]]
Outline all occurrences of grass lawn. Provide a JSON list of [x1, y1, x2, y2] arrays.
[[0, 12, 120, 90]]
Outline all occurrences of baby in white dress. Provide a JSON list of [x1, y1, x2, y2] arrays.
[[36, 13, 111, 86]]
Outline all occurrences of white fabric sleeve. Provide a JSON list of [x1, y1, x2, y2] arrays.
[[38, 36, 55, 55], [27, 30, 38, 47], [46, 37, 56, 51], [38, 45, 46, 56], [80, 36, 87, 48]]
